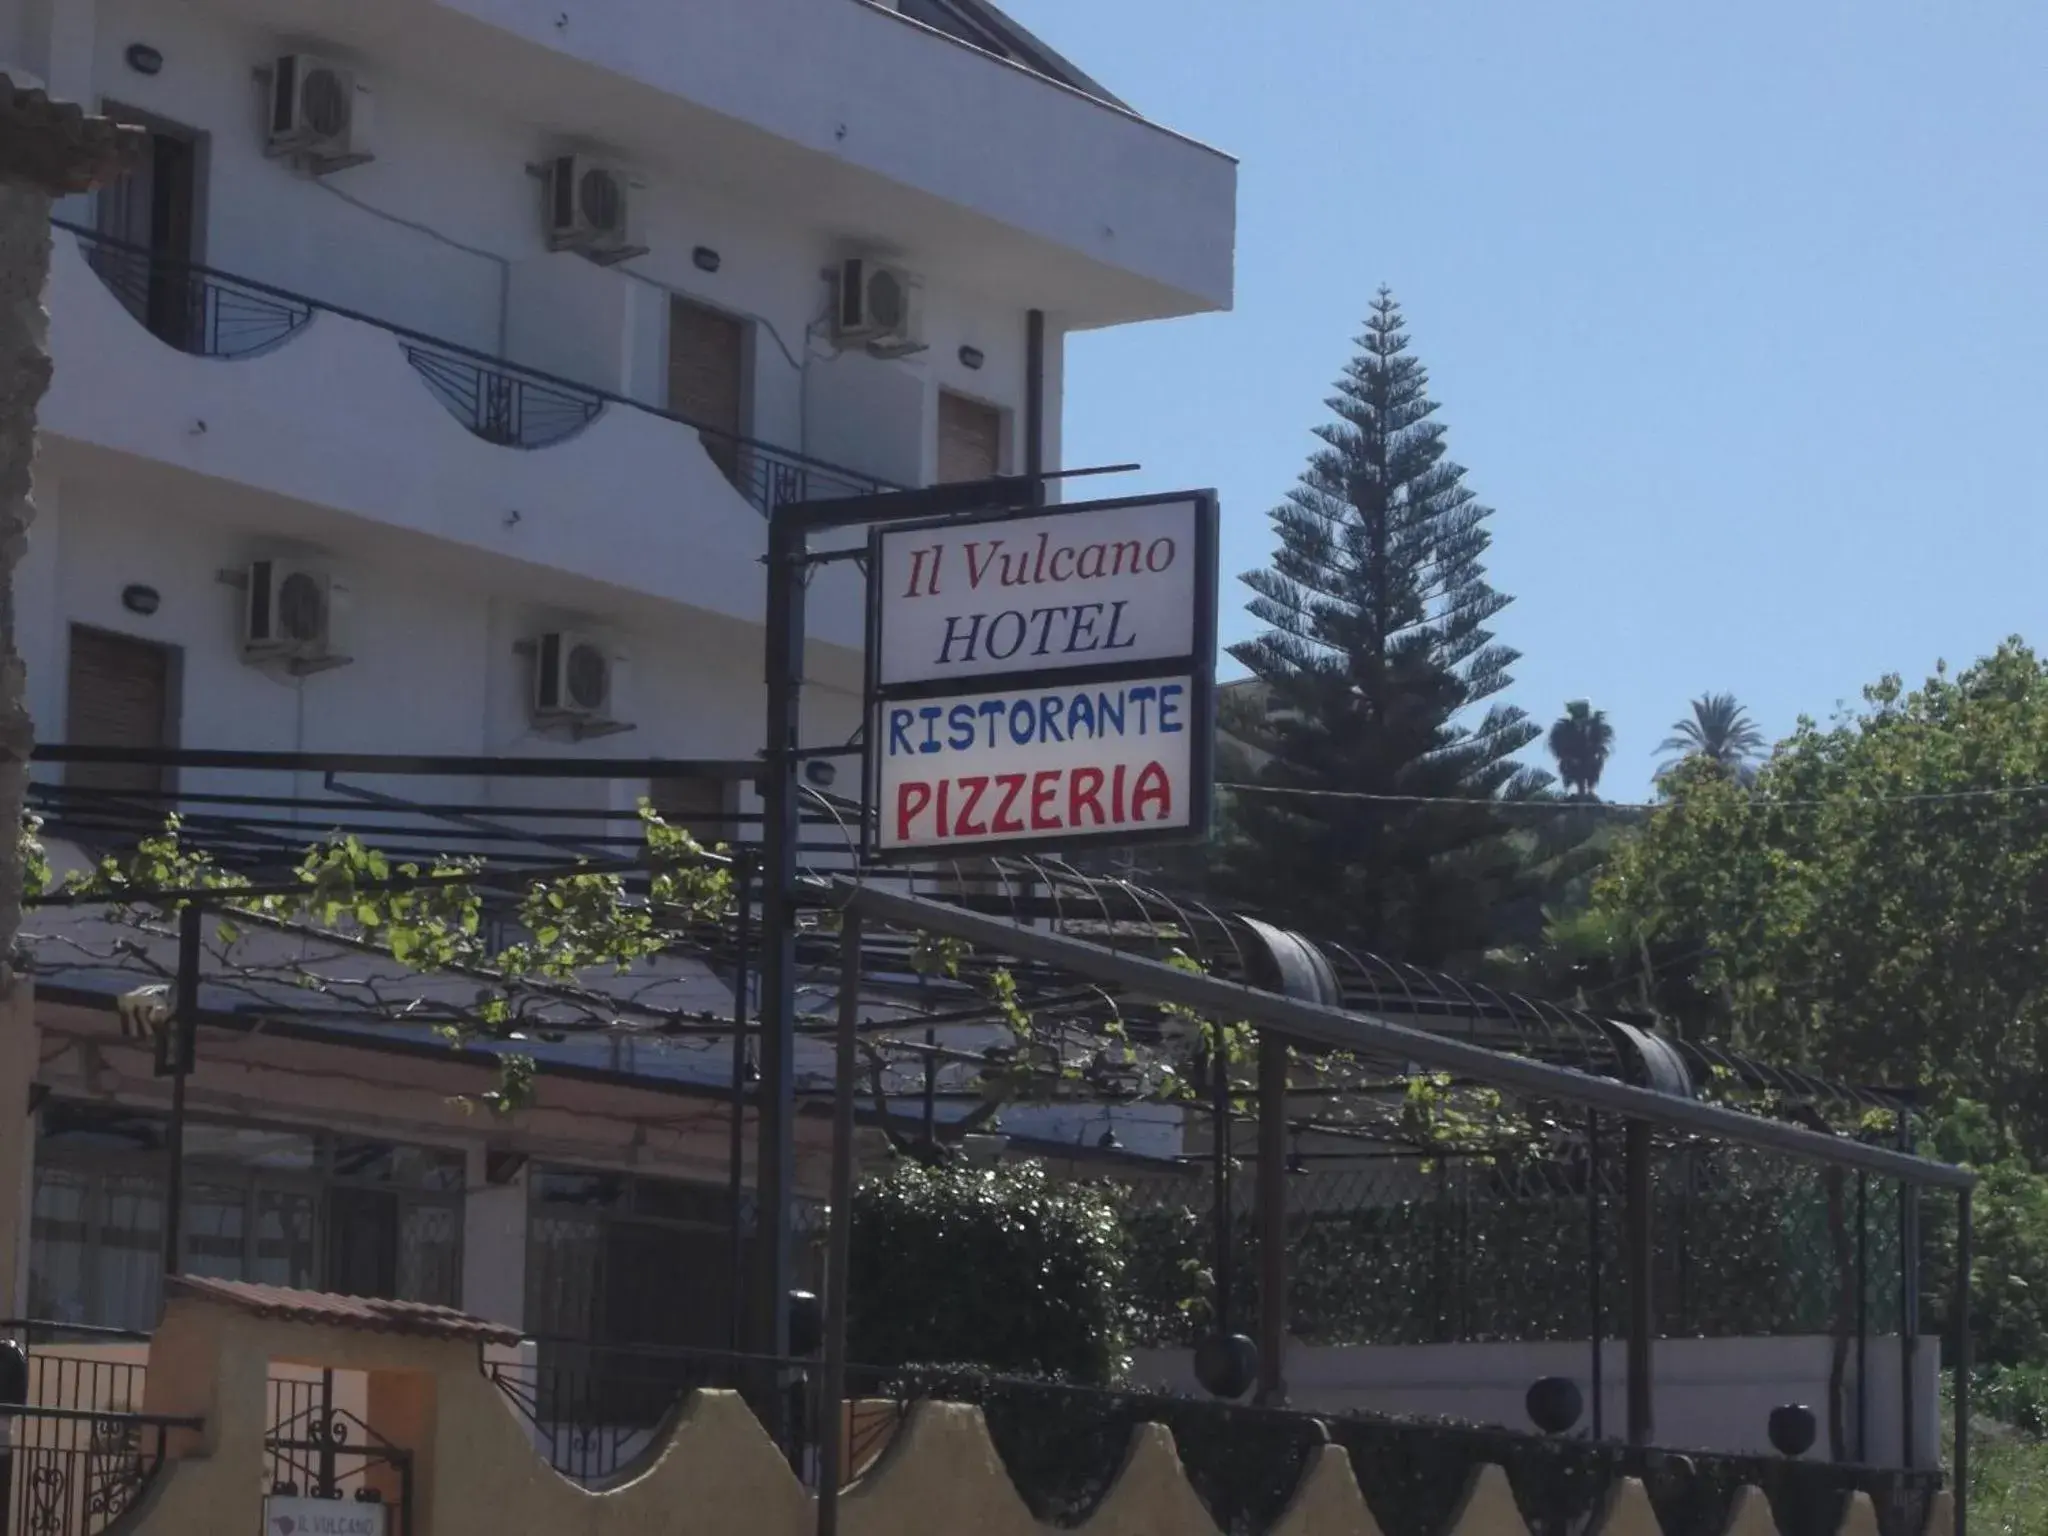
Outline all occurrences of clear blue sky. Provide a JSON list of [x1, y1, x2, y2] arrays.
[[1004, 0, 2048, 795]]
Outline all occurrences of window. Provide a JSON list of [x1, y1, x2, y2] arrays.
[[523, 1167, 747, 1421], [525, 1168, 740, 1351], [64, 626, 178, 801], [937, 390, 1003, 484], [667, 297, 748, 489], [95, 106, 204, 349], [27, 1104, 464, 1326], [647, 775, 735, 849]]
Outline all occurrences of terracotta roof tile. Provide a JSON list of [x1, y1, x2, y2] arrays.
[[165, 1276, 524, 1346], [0, 73, 145, 192]]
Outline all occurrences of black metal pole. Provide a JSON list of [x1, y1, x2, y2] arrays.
[[1255, 1033, 1288, 1404], [316, 1368, 336, 1497], [1900, 1108, 1920, 1468], [1212, 1036, 1231, 1333], [1856, 1170, 1869, 1462], [1954, 1186, 1972, 1536], [1624, 1117, 1654, 1446], [1588, 1111, 1604, 1440], [161, 904, 202, 1286], [921, 1027, 936, 1145], [0, 1337, 22, 1532], [816, 912, 862, 1536], [1024, 310, 1047, 504], [755, 511, 806, 1365], [727, 855, 753, 1353]]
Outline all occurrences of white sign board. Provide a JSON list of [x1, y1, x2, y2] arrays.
[[875, 675, 1197, 855], [863, 490, 1218, 862], [263, 1498, 388, 1536], [873, 497, 1206, 689]]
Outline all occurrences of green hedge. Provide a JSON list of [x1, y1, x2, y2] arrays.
[[1121, 1163, 1903, 1347], [848, 1160, 1128, 1383]]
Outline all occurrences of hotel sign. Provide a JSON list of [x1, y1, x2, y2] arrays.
[[263, 1497, 388, 1536], [865, 492, 1218, 860]]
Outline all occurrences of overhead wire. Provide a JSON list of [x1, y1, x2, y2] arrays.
[[1217, 780, 2048, 813]]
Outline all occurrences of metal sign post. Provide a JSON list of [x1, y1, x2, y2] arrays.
[[752, 467, 1142, 1371], [754, 467, 1224, 1531]]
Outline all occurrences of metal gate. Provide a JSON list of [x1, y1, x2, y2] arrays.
[[264, 1372, 410, 1536]]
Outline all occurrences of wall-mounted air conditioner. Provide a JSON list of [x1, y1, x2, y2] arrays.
[[833, 257, 924, 356], [266, 53, 373, 174], [241, 559, 350, 673], [531, 631, 631, 736], [542, 155, 647, 265]]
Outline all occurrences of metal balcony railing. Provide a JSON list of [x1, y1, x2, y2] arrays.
[[399, 341, 604, 450], [56, 221, 893, 511], [74, 227, 311, 359]]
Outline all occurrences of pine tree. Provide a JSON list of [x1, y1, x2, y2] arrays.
[[1221, 289, 1545, 963]]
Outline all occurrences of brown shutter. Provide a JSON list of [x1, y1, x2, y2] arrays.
[[65, 627, 174, 796], [937, 391, 1003, 483], [668, 298, 747, 487]]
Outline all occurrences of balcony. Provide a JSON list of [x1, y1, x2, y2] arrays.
[[39, 224, 881, 649], [65, 222, 889, 508]]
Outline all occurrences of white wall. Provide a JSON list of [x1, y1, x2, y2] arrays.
[[63, 0, 1063, 486], [426, 0, 1239, 319], [40, 231, 875, 649], [1129, 1336, 1944, 1468], [23, 466, 789, 774], [461, 1145, 528, 1327]]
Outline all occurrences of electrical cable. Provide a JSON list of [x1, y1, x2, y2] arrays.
[[615, 260, 811, 375], [311, 179, 512, 352], [311, 179, 814, 380], [1218, 780, 2048, 813]]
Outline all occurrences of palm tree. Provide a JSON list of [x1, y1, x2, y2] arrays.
[[1547, 701, 1614, 799], [1657, 693, 1765, 780]]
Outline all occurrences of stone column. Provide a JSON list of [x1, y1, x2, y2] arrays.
[[0, 74, 139, 1307]]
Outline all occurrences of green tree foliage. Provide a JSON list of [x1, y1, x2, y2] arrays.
[[1547, 701, 1614, 799], [848, 1160, 1127, 1382], [1655, 693, 1765, 783], [1222, 289, 1546, 964], [1591, 641, 2048, 1151], [1914, 1102, 2048, 1373]]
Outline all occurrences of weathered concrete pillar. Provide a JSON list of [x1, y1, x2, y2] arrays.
[[0, 73, 140, 1305]]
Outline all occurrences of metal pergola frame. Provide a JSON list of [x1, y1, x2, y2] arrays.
[[813, 878, 1978, 1536]]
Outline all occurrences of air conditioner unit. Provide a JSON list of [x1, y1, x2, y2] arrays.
[[267, 54, 372, 172], [833, 257, 924, 354], [543, 155, 646, 265], [242, 560, 342, 665], [532, 631, 616, 723]]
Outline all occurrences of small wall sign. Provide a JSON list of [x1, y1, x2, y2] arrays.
[[263, 1496, 387, 1536]]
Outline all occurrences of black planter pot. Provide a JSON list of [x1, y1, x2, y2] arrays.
[[1526, 1376, 1584, 1436], [1194, 1333, 1260, 1400], [1768, 1403, 1818, 1458]]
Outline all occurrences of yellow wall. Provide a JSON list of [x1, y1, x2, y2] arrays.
[[117, 1294, 1952, 1536]]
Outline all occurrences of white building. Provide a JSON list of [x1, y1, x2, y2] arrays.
[[0, 0, 1234, 1351]]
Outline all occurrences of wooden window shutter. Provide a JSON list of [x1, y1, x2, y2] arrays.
[[938, 391, 1003, 484], [65, 627, 174, 796], [668, 298, 747, 488]]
